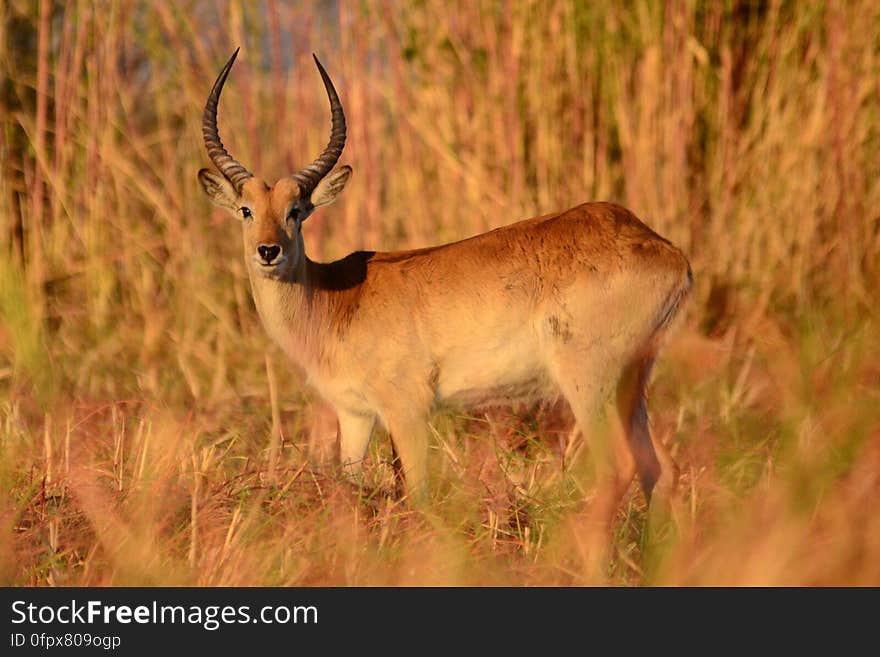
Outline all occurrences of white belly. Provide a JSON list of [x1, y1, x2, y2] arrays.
[[434, 329, 555, 408]]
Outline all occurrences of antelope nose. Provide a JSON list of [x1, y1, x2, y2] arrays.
[[257, 244, 282, 264]]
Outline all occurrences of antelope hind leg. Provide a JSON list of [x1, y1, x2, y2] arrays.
[[552, 356, 637, 580], [616, 355, 679, 534]]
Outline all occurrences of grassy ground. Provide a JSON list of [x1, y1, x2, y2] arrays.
[[1, 1, 878, 585]]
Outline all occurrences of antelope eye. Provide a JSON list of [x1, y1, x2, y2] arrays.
[[287, 208, 299, 223], [239, 207, 252, 219]]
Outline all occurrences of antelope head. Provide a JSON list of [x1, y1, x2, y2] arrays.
[[198, 48, 352, 280]]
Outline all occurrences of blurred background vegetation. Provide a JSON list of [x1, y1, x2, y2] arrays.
[[0, 0, 878, 585]]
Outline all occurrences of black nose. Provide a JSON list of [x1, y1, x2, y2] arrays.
[[257, 244, 281, 264]]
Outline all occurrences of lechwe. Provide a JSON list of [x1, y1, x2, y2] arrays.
[[198, 49, 691, 549]]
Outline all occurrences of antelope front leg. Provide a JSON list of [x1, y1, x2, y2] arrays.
[[337, 409, 376, 479], [381, 409, 430, 503]]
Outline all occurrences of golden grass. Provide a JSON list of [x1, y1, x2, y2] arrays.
[[0, 1, 878, 585]]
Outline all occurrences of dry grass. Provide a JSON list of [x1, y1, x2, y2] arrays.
[[0, 0, 878, 586]]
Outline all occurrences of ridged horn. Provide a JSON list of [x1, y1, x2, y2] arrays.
[[202, 47, 253, 193], [291, 54, 347, 194]]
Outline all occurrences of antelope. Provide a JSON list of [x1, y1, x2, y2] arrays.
[[198, 49, 691, 547]]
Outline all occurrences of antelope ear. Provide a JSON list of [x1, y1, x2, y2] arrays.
[[310, 166, 352, 208], [198, 169, 239, 214]]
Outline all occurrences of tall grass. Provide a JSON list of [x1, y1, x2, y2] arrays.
[[0, 0, 878, 585]]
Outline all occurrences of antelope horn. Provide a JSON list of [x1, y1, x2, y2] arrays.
[[202, 47, 253, 193], [291, 54, 347, 194]]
